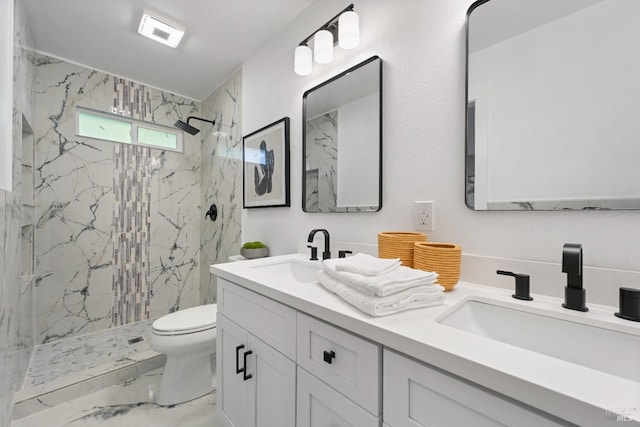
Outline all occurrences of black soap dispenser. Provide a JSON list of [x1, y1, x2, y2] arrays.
[[615, 287, 640, 322]]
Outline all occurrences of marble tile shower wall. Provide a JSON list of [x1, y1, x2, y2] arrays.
[[199, 69, 242, 304], [32, 52, 202, 343], [1, 1, 36, 425]]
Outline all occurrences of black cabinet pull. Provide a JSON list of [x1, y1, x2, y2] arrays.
[[235, 345, 245, 374], [323, 350, 336, 364], [243, 350, 253, 381]]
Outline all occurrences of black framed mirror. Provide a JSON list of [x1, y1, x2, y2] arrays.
[[302, 56, 382, 213], [466, 0, 640, 210]]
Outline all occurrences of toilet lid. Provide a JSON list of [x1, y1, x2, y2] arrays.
[[152, 304, 217, 335]]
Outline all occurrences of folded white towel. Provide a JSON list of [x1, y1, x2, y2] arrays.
[[318, 271, 445, 317], [333, 253, 401, 276], [323, 259, 439, 297]]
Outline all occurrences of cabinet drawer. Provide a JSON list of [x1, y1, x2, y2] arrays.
[[297, 312, 381, 415], [297, 367, 381, 427], [218, 278, 296, 359], [383, 349, 566, 427]]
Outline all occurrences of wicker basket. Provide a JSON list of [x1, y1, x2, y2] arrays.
[[413, 242, 461, 291], [378, 232, 427, 267]]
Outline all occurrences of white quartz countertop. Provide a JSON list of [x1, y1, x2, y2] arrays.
[[211, 254, 640, 426]]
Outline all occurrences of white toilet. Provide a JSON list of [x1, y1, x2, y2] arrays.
[[149, 304, 218, 406]]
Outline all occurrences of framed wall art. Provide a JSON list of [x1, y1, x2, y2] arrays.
[[243, 117, 290, 208]]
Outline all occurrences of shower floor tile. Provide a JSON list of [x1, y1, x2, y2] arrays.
[[23, 319, 157, 389]]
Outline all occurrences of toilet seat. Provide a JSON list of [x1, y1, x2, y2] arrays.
[[152, 304, 217, 336]]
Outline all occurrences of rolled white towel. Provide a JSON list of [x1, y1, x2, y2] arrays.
[[333, 253, 401, 276], [323, 259, 439, 297], [318, 271, 445, 317]]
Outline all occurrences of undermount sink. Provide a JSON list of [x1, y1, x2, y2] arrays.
[[250, 259, 321, 283], [437, 297, 640, 383]]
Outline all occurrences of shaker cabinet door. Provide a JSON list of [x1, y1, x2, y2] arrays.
[[248, 334, 296, 427], [217, 314, 250, 427], [297, 367, 381, 427], [383, 349, 566, 427]]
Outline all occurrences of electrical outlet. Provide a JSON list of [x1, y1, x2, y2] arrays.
[[414, 201, 434, 231]]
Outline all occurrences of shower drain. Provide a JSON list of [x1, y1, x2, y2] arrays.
[[128, 336, 144, 344]]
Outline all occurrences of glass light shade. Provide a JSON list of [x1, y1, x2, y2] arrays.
[[314, 30, 334, 64], [338, 11, 359, 50], [294, 45, 313, 76]]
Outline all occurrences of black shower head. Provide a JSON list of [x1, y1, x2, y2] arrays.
[[173, 116, 215, 135]]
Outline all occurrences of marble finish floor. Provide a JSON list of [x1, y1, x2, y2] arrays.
[[12, 368, 220, 427], [24, 319, 157, 388]]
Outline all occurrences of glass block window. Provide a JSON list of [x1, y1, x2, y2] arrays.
[[76, 107, 183, 152]]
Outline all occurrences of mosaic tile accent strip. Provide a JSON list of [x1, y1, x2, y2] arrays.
[[113, 145, 151, 326], [112, 78, 152, 120]]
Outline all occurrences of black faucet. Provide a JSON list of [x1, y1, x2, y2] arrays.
[[308, 229, 331, 260], [561, 243, 588, 312]]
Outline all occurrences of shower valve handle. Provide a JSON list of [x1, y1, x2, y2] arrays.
[[205, 203, 217, 221]]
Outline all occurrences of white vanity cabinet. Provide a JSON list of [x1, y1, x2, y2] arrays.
[[215, 272, 568, 427], [296, 312, 382, 427], [383, 349, 566, 427], [217, 278, 382, 427], [211, 255, 625, 427], [216, 279, 296, 427]]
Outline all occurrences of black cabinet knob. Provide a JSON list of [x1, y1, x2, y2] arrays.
[[615, 287, 640, 322], [323, 350, 336, 364]]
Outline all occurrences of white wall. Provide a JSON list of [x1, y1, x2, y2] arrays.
[[242, 0, 640, 286]]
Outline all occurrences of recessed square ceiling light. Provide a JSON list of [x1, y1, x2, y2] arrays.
[[138, 13, 184, 48]]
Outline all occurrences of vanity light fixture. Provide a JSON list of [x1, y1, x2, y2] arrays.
[[138, 13, 185, 48], [294, 45, 313, 76], [314, 30, 334, 64], [293, 4, 359, 76], [338, 10, 359, 49]]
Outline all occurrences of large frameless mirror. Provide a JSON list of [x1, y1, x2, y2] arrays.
[[303, 56, 382, 213], [466, 0, 640, 210]]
